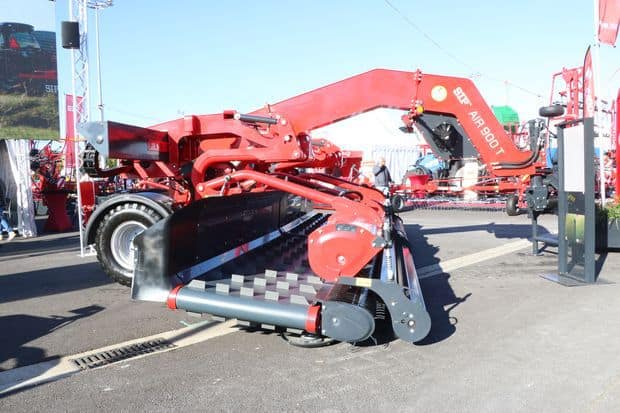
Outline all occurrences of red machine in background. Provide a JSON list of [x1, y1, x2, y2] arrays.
[[548, 66, 617, 198], [29, 143, 74, 232], [383, 64, 620, 213]]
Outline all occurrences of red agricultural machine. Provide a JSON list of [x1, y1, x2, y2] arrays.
[[387, 75, 546, 214], [389, 63, 619, 213], [546, 65, 617, 197], [79, 68, 561, 345]]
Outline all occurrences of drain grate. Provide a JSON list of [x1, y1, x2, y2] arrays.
[[71, 338, 176, 370]]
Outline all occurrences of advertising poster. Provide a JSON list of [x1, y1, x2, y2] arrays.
[[0, 1, 59, 140]]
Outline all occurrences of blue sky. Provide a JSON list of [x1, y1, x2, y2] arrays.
[[6, 1, 620, 133], [3, 0, 55, 31]]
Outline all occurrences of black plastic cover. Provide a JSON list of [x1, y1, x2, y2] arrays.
[[131, 191, 293, 302]]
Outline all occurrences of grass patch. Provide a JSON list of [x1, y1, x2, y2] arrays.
[[0, 125, 59, 140], [0, 93, 59, 139]]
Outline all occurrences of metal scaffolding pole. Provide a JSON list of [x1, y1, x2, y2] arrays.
[[68, 0, 112, 256], [69, 0, 89, 256], [593, 0, 606, 205]]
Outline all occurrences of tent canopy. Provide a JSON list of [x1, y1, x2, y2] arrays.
[[311, 108, 425, 182]]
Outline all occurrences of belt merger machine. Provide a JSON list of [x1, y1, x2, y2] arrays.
[[80, 69, 556, 345]]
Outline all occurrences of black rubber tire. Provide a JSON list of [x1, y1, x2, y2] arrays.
[[538, 104, 564, 118], [280, 332, 337, 348], [391, 194, 405, 212], [95, 203, 162, 286], [505, 194, 520, 216]]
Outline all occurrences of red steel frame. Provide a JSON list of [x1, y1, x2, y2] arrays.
[[99, 69, 547, 207], [252, 69, 540, 176]]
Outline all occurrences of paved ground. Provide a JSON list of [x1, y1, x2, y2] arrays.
[[2, 209, 620, 412], [0, 232, 186, 372]]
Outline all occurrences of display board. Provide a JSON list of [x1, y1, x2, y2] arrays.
[[557, 118, 596, 283], [0, 1, 59, 140]]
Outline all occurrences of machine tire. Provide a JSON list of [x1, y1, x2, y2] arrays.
[[95, 202, 162, 286], [391, 194, 405, 212], [538, 104, 564, 118], [280, 332, 337, 348], [505, 195, 520, 216]]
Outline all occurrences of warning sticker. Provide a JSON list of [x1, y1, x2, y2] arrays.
[[431, 85, 448, 102]]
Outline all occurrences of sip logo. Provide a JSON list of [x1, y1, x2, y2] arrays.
[[453, 87, 472, 106]]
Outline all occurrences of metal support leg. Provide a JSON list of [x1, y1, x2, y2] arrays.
[[531, 211, 541, 255]]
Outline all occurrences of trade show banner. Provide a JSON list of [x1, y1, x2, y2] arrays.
[[582, 46, 595, 119], [598, 0, 620, 46], [0, 1, 59, 140], [65, 94, 83, 171]]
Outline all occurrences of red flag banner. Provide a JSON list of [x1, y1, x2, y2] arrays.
[[599, 0, 620, 46], [616, 89, 619, 197], [611, 96, 617, 149], [582, 46, 595, 118], [65, 94, 83, 170]]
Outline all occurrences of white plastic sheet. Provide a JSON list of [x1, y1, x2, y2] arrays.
[[312, 108, 424, 182], [4, 140, 37, 237]]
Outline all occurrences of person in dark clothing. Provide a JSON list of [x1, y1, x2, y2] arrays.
[[373, 157, 393, 191]]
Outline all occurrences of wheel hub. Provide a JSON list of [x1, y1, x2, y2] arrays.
[[110, 220, 147, 275]]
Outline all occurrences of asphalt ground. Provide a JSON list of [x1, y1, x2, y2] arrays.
[[2, 209, 620, 412]]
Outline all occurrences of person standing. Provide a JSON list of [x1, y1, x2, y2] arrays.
[[373, 157, 393, 192], [0, 179, 16, 241]]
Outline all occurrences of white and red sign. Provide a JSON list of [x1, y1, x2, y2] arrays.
[[65, 94, 83, 170], [582, 46, 595, 119], [598, 0, 620, 46]]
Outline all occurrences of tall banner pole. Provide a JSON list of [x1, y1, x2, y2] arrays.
[[69, 1, 85, 257], [592, 1, 606, 205], [617, 90, 620, 198]]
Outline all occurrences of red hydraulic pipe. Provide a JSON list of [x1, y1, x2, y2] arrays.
[[204, 170, 348, 207], [204, 170, 385, 280], [192, 153, 259, 197]]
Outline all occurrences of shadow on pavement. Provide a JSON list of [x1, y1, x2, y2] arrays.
[[0, 261, 112, 303], [417, 275, 471, 345], [406, 223, 472, 345], [421, 222, 550, 240], [0, 305, 105, 371], [413, 222, 551, 268], [0, 234, 81, 262]]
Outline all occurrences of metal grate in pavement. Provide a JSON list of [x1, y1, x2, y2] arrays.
[[70, 338, 176, 370]]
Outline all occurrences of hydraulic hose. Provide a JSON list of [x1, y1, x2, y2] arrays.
[[494, 120, 545, 169], [494, 142, 543, 169]]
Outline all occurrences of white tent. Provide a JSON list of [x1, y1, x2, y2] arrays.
[[0, 140, 37, 237], [311, 108, 425, 183]]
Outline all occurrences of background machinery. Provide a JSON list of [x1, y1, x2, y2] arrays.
[[79, 68, 561, 345], [0, 22, 57, 95]]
